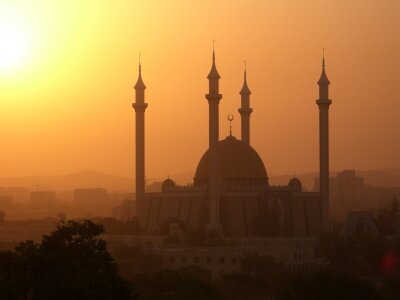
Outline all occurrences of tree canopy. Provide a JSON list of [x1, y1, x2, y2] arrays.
[[0, 220, 132, 300]]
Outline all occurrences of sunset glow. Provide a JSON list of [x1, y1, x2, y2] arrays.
[[0, 22, 28, 70], [0, 0, 398, 182]]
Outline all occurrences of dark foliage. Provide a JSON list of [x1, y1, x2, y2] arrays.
[[0, 220, 132, 300], [281, 269, 379, 300], [318, 231, 390, 276], [380, 268, 400, 300], [376, 198, 399, 235], [132, 267, 218, 300], [111, 245, 162, 280], [217, 273, 272, 300], [239, 254, 288, 298]]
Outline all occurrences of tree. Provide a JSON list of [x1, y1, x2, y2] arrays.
[[282, 269, 379, 300], [239, 253, 287, 297], [376, 198, 400, 236], [318, 232, 388, 276], [111, 245, 162, 280], [380, 269, 400, 300], [0, 220, 132, 300], [132, 267, 218, 300]]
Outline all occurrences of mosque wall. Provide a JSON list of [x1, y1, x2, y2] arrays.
[[138, 190, 322, 237], [291, 194, 308, 236], [304, 194, 322, 236], [139, 192, 207, 234]]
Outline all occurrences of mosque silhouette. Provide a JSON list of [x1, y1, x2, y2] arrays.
[[132, 49, 332, 237]]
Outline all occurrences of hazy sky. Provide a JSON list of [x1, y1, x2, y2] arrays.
[[0, 0, 399, 181]]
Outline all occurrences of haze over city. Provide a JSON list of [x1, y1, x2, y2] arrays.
[[0, 0, 399, 181]]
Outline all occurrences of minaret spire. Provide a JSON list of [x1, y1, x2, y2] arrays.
[[212, 40, 215, 60], [318, 49, 330, 87], [205, 45, 222, 233], [316, 51, 332, 231], [239, 60, 252, 144], [133, 56, 148, 230], [208, 42, 221, 82]]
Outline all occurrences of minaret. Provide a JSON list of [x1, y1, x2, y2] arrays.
[[238, 62, 252, 145], [132, 58, 148, 213], [205, 46, 222, 231], [316, 53, 332, 230]]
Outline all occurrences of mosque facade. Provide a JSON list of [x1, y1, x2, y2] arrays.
[[132, 50, 332, 238]]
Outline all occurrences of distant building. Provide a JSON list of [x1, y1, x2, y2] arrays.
[[341, 211, 379, 236], [109, 192, 134, 207], [30, 191, 55, 209], [0, 187, 29, 203], [316, 170, 400, 219], [157, 238, 320, 279], [113, 199, 135, 221], [315, 170, 364, 202], [0, 196, 12, 210], [74, 188, 110, 217], [104, 235, 320, 279]]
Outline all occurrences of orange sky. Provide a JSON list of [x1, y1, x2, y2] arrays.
[[0, 0, 399, 182]]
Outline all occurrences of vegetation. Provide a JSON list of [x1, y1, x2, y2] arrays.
[[318, 231, 389, 276], [2, 211, 400, 299], [376, 198, 399, 235], [281, 268, 379, 300], [111, 245, 162, 280], [0, 220, 132, 300], [132, 267, 218, 300]]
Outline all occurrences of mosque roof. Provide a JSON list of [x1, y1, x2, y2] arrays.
[[318, 59, 330, 85], [288, 177, 302, 192], [207, 51, 221, 80], [240, 73, 251, 95], [194, 135, 268, 182], [134, 65, 146, 89]]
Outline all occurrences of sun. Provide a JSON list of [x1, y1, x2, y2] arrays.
[[0, 22, 29, 71]]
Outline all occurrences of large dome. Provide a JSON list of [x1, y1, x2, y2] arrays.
[[194, 136, 268, 186]]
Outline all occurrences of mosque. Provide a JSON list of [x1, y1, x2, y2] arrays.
[[132, 50, 332, 238]]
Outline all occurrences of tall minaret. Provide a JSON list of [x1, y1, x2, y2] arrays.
[[132, 59, 148, 210], [316, 53, 332, 230], [238, 62, 252, 145], [205, 47, 222, 231]]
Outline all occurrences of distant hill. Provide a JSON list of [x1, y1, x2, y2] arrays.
[[0, 168, 398, 192], [0, 170, 133, 192]]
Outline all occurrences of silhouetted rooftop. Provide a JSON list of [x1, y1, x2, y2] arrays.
[[194, 135, 268, 183], [207, 51, 221, 80], [240, 70, 251, 95], [134, 65, 146, 89]]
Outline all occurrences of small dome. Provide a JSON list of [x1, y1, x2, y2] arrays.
[[194, 136, 268, 187], [288, 177, 302, 192], [162, 178, 175, 191]]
